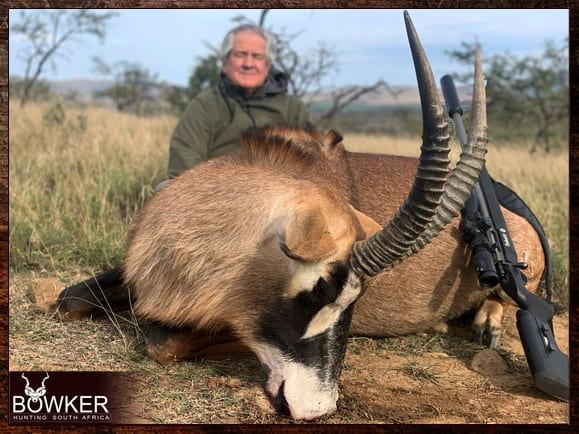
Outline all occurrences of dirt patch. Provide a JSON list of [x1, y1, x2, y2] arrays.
[[9, 273, 569, 425], [337, 312, 569, 424]]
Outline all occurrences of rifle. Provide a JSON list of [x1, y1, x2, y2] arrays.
[[440, 74, 569, 402]]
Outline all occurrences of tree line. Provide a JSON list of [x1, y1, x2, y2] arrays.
[[10, 9, 568, 152]]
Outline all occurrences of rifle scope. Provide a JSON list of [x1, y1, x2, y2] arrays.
[[441, 74, 500, 289], [459, 217, 500, 288]]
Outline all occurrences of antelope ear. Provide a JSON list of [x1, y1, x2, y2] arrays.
[[281, 208, 337, 262], [350, 207, 381, 239]]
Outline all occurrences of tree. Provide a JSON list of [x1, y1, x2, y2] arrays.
[[188, 51, 221, 95], [9, 75, 51, 102], [10, 9, 117, 107], [446, 40, 568, 152], [164, 47, 221, 114], [315, 80, 397, 130], [93, 58, 161, 116]]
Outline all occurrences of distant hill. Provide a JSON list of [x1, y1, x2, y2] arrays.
[[306, 85, 422, 107], [44, 78, 473, 111], [48, 78, 114, 101], [306, 84, 473, 113]]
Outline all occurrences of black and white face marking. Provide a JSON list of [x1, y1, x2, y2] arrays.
[[253, 265, 362, 420], [301, 272, 362, 339]]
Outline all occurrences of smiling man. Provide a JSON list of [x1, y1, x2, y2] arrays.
[[166, 24, 311, 179]]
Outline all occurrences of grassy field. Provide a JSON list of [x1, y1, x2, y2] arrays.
[[8, 102, 569, 424]]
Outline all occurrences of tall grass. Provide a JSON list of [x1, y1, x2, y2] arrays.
[[10, 102, 173, 271], [9, 103, 569, 304]]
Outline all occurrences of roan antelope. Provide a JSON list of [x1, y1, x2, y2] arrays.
[[56, 12, 546, 420]]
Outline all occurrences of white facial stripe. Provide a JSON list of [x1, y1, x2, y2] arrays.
[[301, 272, 362, 340], [286, 260, 329, 298], [301, 305, 342, 340]]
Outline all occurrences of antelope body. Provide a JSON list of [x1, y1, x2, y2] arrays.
[[126, 127, 543, 339], [56, 12, 545, 420]]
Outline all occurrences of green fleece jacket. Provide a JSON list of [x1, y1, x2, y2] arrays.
[[167, 70, 311, 178]]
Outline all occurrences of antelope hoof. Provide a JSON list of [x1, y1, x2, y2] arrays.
[[145, 325, 201, 364], [474, 327, 485, 346], [474, 325, 502, 349], [487, 327, 501, 349], [145, 324, 251, 364], [472, 297, 504, 348]]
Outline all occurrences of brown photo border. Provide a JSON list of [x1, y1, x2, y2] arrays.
[[0, 1, 576, 432]]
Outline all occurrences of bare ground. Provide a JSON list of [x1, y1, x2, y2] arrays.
[[8, 272, 569, 425]]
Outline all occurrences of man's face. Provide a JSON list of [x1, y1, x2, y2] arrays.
[[222, 30, 270, 95]]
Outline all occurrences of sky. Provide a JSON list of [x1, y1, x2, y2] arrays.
[[8, 8, 569, 89]]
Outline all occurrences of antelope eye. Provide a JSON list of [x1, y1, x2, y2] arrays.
[[293, 279, 335, 314], [295, 263, 349, 310]]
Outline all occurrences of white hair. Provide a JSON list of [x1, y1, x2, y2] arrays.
[[220, 24, 277, 65]]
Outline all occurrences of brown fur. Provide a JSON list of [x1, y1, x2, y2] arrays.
[[123, 127, 368, 344], [350, 211, 543, 336], [124, 125, 544, 343]]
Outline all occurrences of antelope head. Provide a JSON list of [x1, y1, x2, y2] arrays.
[[255, 11, 488, 419]]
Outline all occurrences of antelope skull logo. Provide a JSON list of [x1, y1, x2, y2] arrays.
[[21, 373, 49, 402]]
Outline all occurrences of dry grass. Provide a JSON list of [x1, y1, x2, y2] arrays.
[[9, 102, 173, 271]]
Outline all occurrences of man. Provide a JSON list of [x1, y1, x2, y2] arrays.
[[166, 24, 311, 179]]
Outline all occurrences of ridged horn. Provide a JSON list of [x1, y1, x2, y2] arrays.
[[385, 46, 487, 269], [349, 10, 451, 277], [403, 46, 488, 257]]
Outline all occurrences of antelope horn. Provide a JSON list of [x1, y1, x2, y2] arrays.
[[41, 372, 50, 388], [385, 46, 487, 268], [21, 373, 30, 389], [349, 11, 451, 276], [403, 46, 488, 257]]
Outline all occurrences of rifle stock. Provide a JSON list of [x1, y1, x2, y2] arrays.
[[440, 74, 569, 402], [517, 304, 569, 401]]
